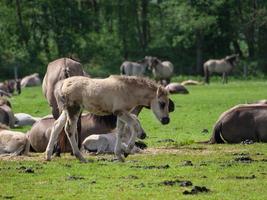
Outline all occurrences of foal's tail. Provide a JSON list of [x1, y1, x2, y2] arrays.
[[203, 63, 210, 84]]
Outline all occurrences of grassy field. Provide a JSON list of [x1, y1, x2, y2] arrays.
[[1, 80, 267, 200]]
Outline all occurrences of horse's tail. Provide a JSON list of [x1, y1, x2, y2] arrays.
[[203, 63, 210, 84], [120, 63, 126, 75], [209, 120, 225, 144], [54, 80, 66, 113], [63, 58, 71, 78], [22, 136, 31, 155]]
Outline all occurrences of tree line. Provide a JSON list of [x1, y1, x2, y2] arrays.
[[0, 0, 266, 79]]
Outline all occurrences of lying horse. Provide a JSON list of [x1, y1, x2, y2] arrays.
[[0, 98, 15, 128], [209, 104, 267, 143], [27, 113, 117, 153], [29, 105, 173, 153], [0, 80, 21, 95], [21, 73, 41, 88], [146, 56, 174, 85], [203, 54, 238, 84], [45, 75, 172, 162], [82, 114, 146, 154], [42, 57, 86, 155], [120, 58, 150, 76], [14, 113, 41, 127], [0, 123, 30, 156]]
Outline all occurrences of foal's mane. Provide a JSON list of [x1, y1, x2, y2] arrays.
[[110, 75, 161, 91]]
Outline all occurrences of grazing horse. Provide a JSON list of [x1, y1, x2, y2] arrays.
[[203, 54, 238, 84], [42, 57, 86, 155], [45, 75, 172, 162], [21, 73, 41, 88], [146, 56, 174, 85], [120, 58, 150, 76], [209, 104, 267, 143], [0, 123, 30, 156], [82, 114, 146, 154]]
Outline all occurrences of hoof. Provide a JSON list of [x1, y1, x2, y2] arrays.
[[124, 152, 129, 158]]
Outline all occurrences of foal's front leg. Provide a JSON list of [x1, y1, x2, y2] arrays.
[[115, 113, 139, 160], [114, 118, 126, 162]]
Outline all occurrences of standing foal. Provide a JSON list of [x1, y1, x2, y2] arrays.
[[45, 75, 172, 162]]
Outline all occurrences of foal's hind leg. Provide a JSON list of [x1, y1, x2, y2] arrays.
[[45, 111, 67, 161], [65, 107, 86, 162]]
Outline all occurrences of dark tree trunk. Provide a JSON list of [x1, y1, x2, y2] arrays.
[[141, 0, 148, 51], [196, 31, 203, 74], [15, 0, 28, 47]]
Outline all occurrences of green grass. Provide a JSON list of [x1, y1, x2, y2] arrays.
[[1, 80, 267, 200]]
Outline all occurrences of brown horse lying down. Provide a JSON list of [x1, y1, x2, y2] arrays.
[[0, 123, 30, 156], [27, 113, 117, 153], [209, 104, 267, 143], [0, 80, 21, 95], [0, 98, 15, 128]]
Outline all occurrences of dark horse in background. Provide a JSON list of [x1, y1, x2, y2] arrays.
[[42, 57, 87, 156], [203, 54, 238, 84]]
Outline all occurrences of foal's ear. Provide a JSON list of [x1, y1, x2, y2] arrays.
[[168, 99, 175, 112]]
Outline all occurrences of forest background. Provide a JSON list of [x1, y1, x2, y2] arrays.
[[0, 0, 267, 78]]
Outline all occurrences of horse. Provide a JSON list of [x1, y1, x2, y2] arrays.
[[0, 123, 30, 156], [14, 113, 41, 127], [45, 75, 172, 162], [0, 79, 21, 95], [0, 97, 15, 128], [203, 54, 238, 84], [20, 73, 41, 88], [120, 58, 150, 76], [146, 56, 174, 85], [209, 104, 267, 143], [165, 83, 189, 94], [28, 103, 174, 154], [181, 80, 203, 86], [42, 57, 87, 155], [27, 113, 117, 153], [82, 113, 146, 154]]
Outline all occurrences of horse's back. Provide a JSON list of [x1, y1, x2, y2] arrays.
[[162, 61, 174, 72]]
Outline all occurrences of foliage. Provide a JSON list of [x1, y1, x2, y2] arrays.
[[0, 0, 267, 78]]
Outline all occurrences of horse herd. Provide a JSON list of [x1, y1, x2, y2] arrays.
[[0, 54, 266, 162]]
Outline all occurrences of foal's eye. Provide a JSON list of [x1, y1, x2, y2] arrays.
[[159, 102, 166, 109]]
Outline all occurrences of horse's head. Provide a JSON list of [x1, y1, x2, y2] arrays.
[[225, 54, 239, 67], [150, 86, 172, 125], [145, 56, 159, 70]]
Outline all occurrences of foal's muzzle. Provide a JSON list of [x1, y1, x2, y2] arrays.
[[161, 117, 170, 125]]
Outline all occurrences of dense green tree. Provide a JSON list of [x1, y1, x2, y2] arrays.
[[0, 0, 267, 79]]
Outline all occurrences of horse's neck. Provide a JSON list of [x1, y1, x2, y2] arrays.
[[130, 86, 156, 106]]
